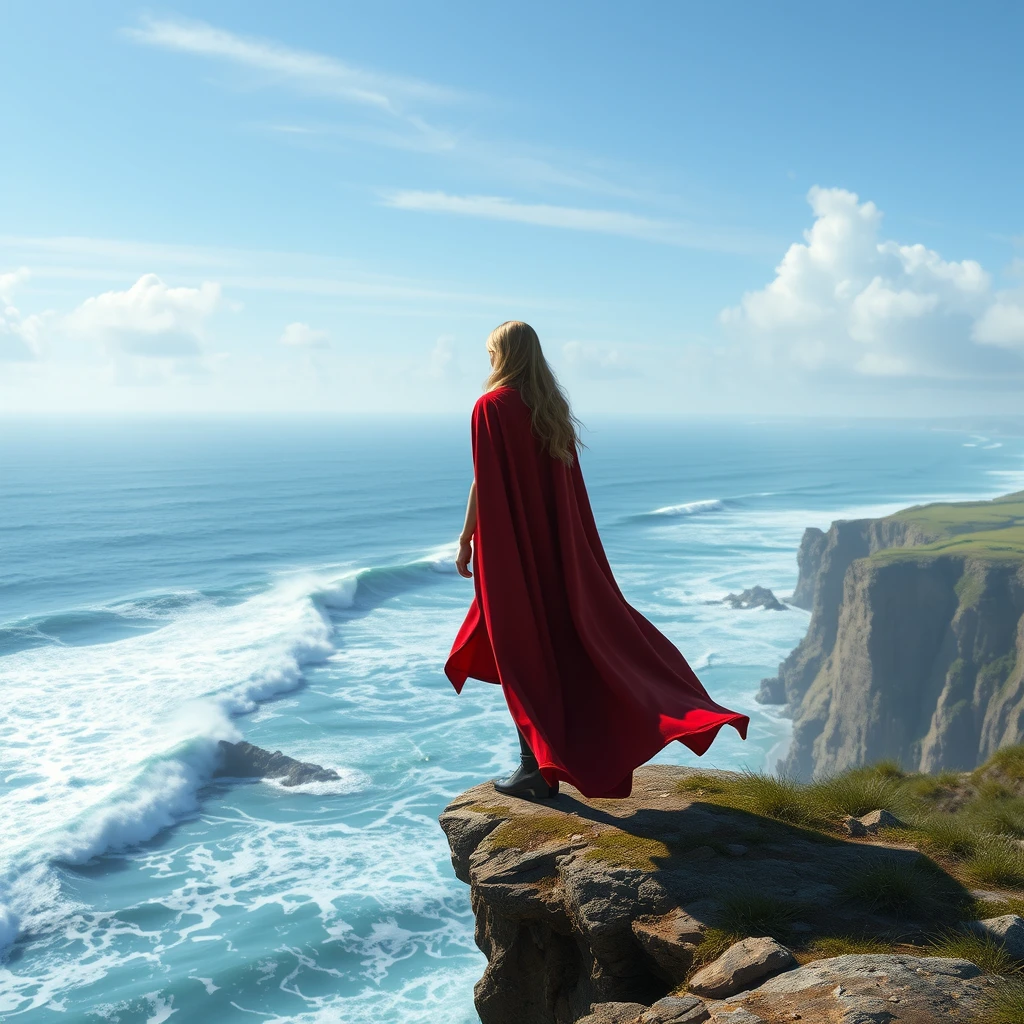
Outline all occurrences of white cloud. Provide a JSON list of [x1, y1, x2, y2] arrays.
[[123, 18, 461, 114], [0, 266, 30, 304], [0, 267, 48, 361], [972, 300, 1024, 349], [720, 186, 1023, 379], [382, 191, 761, 254], [562, 341, 639, 379], [65, 274, 222, 357], [279, 321, 329, 348]]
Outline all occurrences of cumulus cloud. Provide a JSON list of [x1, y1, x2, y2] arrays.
[[562, 341, 639, 379], [279, 321, 329, 348], [720, 186, 1024, 379], [0, 267, 47, 361], [65, 274, 222, 357], [0, 267, 30, 304]]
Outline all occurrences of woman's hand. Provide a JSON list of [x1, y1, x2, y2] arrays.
[[456, 538, 473, 578]]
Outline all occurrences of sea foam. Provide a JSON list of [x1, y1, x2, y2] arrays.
[[0, 551, 449, 954], [648, 498, 725, 517]]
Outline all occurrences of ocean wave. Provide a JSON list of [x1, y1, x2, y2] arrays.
[[0, 544, 455, 955], [642, 498, 726, 518]]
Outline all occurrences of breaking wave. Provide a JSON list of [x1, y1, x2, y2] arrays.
[[0, 544, 459, 955]]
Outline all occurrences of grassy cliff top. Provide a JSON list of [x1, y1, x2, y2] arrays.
[[873, 490, 1024, 562]]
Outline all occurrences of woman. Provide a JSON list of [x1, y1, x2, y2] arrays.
[[444, 321, 748, 800]]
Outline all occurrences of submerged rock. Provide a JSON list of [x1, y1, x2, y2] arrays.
[[214, 740, 340, 787], [719, 587, 787, 612]]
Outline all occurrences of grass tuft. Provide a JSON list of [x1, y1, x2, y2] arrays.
[[915, 814, 982, 860], [732, 771, 829, 829], [808, 770, 907, 819], [986, 978, 1024, 1024], [928, 928, 1020, 977], [717, 891, 802, 940], [979, 746, 1024, 783], [805, 935, 892, 957], [676, 771, 729, 795], [967, 837, 1024, 888], [839, 856, 954, 919]]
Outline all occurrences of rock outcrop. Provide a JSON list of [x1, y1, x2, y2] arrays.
[[438, 766, 1001, 1024], [759, 492, 1024, 777], [718, 588, 787, 612], [701, 952, 993, 1023], [214, 740, 341, 786]]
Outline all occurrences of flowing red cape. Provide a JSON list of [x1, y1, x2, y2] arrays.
[[444, 387, 749, 798]]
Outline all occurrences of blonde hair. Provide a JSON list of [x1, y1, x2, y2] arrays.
[[485, 321, 582, 464]]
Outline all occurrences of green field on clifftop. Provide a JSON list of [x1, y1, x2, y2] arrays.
[[874, 490, 1024, 561]]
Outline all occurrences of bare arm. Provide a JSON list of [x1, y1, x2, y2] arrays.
[[455, 481, 477, 578]]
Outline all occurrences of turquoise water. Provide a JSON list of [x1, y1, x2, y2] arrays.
[[2, 417, 1023, 1023]]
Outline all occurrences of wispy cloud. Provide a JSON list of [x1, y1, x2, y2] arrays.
[[0, 235, 548, 311], [122, 17, 463, 114], [382, 191, 766, 254]]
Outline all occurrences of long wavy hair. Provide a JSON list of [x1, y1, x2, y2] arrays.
[[485, 321, 582, 465]]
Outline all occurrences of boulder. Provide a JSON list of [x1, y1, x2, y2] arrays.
[[966, 913, 1024, 961], [689, 937, 795, 998], [856, 808, 904, 833], [631, 909, 705, 983], [703, 953, 989, 1022], [640, 995, 710, 1022], [840, 815, 869, 837]]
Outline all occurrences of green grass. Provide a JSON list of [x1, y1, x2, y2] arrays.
[[804, 935, 892, 957], [986, 979, 1024, 1024], [980, 746, 1024, 783], [889, 492, 1024, 538], [486, 813, 581, 851], [584, 830, 670, 871], [967, 837, 1024, 888], [807, 769, 908, 819], [928, 929, 1021, 976], [717, 891, 802, 940], [915, 814, 983, 859], [839, 856, 964, 919], [869, 491, 1024, 563]]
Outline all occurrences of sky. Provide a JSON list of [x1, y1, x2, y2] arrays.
[[1, 1, 1022, 417]]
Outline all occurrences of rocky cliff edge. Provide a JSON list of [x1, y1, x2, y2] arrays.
[[440, 765, 1024, 1024]]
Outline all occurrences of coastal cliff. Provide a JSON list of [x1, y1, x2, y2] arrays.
[[439, 758, 1024, 1023], [760, 492, 1024, 777]]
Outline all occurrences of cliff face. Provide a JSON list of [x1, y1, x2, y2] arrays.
[[767, 492, 1024, 777]]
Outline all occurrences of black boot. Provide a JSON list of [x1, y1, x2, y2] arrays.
[[494, 727, 559, 800]]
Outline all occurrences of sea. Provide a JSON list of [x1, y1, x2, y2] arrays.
[[2, 416, 1023, 1024]]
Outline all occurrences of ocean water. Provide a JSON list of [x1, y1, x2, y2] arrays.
[[2, 416, 1023, 1023]]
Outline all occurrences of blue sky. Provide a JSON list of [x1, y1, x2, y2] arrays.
[[1, 1, 1022, 415]]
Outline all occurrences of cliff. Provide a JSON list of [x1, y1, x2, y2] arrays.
[[439, 759, 1024, 1023], [760, 491, 1024, 777]]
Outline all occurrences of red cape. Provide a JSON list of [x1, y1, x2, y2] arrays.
[[444, 387, 749, 798]]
